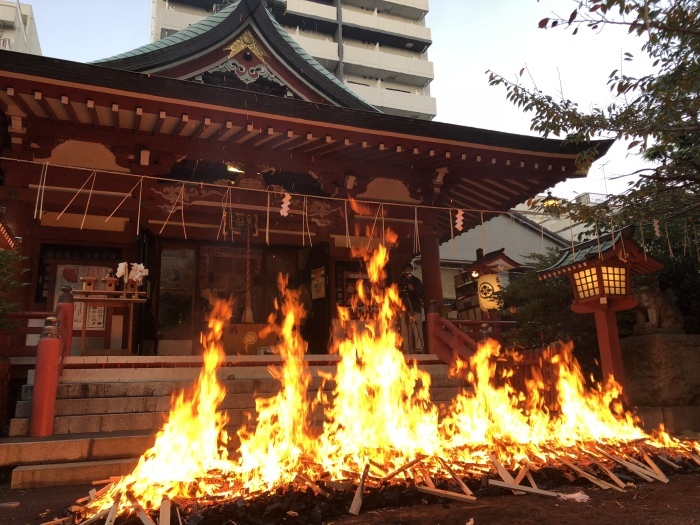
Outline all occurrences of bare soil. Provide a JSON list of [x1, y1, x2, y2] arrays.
[[1, 472, 700, 525]]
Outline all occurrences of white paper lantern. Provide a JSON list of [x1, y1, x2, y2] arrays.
[[477, 274, 502, 311]]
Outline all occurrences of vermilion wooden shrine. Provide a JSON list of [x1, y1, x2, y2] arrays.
[[0, 0, 611, 357]]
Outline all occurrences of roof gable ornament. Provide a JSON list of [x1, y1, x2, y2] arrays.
[[224, 29, 268, 64]]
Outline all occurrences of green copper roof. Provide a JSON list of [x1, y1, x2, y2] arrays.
[[90, 2, 240, 64]]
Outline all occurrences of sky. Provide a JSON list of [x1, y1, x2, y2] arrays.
[[24, 0, 651, 202]]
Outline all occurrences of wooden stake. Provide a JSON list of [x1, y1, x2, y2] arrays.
[[349, 464, 370, 515], [104, 493, 121, 525], [559, 458, 623, 492], [126, 491, 157, 525], [419, 466, 436, 489], [76, 509, 109, 525], [626, 455, 668, 483], [488, 453, 525, 495], [416, 486, 477, 503], [438, 457, 473, 496], [488, 479, 558, 497], [642, 452, 670, 483], [160, 496, 171, 525], [380, 457, 425, 483]]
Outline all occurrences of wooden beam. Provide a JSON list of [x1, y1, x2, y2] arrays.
[[171, 114, 189, 137], [287, 133, 318, 152], [261, 129, 294, 149], [61, 96, 81, 126], [111, 103, 120, 131], [252, 127, 276, 147], [133, 107, 143, 133], [488, 453, 525, 495], [208, 119, 233, 142], [437, 457, 473, 496], [559, 458, 623, 492], [312, 137, 353, 157], [86, 99, 100, 129], [349, 464, 370, 515], [301, 134, 334, 154], [226, 122, 255, 144], [34, 91, 59, 122], [7, 87, 35, 118], [153, 110, 167, 135]]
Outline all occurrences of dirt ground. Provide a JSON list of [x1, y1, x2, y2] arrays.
[[1, 471, 700, 525]]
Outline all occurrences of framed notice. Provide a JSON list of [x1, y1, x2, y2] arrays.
[[54, 264, 112, 330]]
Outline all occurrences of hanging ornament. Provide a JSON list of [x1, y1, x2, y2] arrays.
[[653, 219, 661, 238], [455, 209, 464, 232], [280, 193, 291, 216]]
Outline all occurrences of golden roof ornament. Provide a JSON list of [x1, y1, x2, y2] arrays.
[[224, 29, 268, 64]]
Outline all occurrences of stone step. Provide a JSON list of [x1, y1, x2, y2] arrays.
[[11, 458, 140, 489], [0, 432, 155, 467]]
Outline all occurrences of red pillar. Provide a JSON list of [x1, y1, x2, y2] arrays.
[[593, 306, 626, 388], [29, 317, 61, 437], [419, 224, 444, 308], [56, 286, 74, 358]]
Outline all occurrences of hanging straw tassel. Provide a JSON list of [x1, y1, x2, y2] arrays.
[[57, 171, 96, 221], [480, 212, 485, 254], [217, 188, 229, 240], [80, 171, 97, 230]]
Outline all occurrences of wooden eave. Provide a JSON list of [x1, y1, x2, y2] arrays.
[[0, 52, 613, 243]]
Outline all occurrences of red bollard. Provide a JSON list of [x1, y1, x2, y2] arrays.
[[29, 317, 61, 437], [56, 286, 74, 358]]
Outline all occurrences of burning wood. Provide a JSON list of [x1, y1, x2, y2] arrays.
[[51, 244, 699, 525]]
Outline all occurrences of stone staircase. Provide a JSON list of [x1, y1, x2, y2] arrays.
[[0, 354, 466, 488]]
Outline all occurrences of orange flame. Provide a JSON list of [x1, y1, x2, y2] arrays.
[[88, 241, 694, 517]]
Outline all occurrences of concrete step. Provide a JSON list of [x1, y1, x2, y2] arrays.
[[12, 458, 139, 489], [0, 432, 155, 467]]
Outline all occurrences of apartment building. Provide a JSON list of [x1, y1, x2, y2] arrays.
[[151, 0, 436, 119], [0, 1, 40, 54]]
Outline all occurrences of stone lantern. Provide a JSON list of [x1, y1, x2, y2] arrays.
[[538, 226, 663, 388]]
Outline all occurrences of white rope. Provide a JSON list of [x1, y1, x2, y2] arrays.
[[136, 176, 143, 233], [217, 188, 228, 240], [179, 182, 187, 240], [449, 209, 454, 257], [639, 220, 647, 261], [569, 217, 576, 256], [413, 206, 421, 254], [610, 218, 616, 249], [105, 177, 143, 224], [664, 221, 673, 257], [480, 212, 485, 254], [33, 162, 48, 219], [304, 197, 313, 247], [80, 171, 97, 230], [39, 162, 48, 219], [381, 203, 385, 246], [159, 183, 184, 235], [344, 200, 351, 249], [595, 218, 602, 259], [366, 203, 382, 252], [57, 171, 96, 221]]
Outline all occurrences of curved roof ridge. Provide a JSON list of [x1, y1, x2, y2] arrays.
[[90, 2, 240, 65]]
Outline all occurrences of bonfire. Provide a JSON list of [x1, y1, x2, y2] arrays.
[[72, 241, 699, 525]]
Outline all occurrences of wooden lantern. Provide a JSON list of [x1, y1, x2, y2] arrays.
[[538, 226, 663, 388]]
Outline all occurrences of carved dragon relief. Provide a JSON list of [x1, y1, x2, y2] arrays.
[[209, 58, 285, 87]]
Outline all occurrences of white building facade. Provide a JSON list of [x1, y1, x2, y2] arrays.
[[151, 0, 436, 119], [0, 1, 41, 55]]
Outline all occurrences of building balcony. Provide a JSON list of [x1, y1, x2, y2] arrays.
[[342, 44, 433, 85], [285, 0, 338, 22], [0, 4, 21, 28], [347, 83, 436, 120], [341, 7, 431, 43], [0, 38, 11, 51], [343, 0, 429, 22]]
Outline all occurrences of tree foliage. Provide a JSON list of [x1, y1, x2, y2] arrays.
[[488, 0, 700, 228], [0, 249, 28, 329]]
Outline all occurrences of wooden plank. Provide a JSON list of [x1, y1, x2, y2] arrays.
[[349, 464, 370, 515], [627, 455, 668, 483], [437, 457, 473, 496], [642, 452, 670, 483], [104, 493, 121, 525], [512, 463, 530, 486], [420, 466, 435, 489], [416, 486, 476, 503], [656, 454, 680, 470], [488, 479, 558, 497], [296, 473, 330, 498], [76, 509, 109, 525], [587, 456, 627, 490], [525, 471, 538, 489], [488, 453, 525, 495], [381, 457, 424, 483], [126, 491, 156, 525], [595, 448, 655, 482], [160, 496, 171, 525], [559, 458, 623, 492]]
